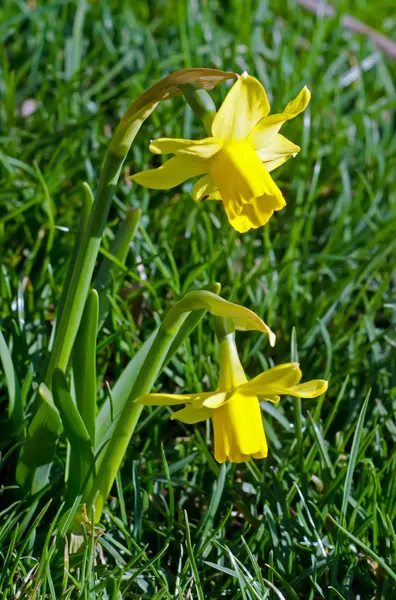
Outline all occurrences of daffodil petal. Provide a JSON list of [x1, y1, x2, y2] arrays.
[[192, 174, 221, 202], [137, 391, 214, 406], [149, 137, 222, 159], [131, 155, 208, 189], [202, 391, 229, 409], [284, 85, 311, 116], [260, 155, 293, 173], [288, 380, 328, 398], [212, 73, 270, 141], [248, 86, 311, 150], [260, 395, 281, 404], [239, 363, 302, 396], [149, 137, 213, 154], [257, 134, 300, 163], [171, 406, 211, 424]]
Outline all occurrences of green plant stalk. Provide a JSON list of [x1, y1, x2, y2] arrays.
[[18, 109, 156, 493], [48, 182, 93, 356], [86, 311, 187, 521], [181, 84, 216, 135], [45, 152, 124, 380], [17, 152, 125, 493]]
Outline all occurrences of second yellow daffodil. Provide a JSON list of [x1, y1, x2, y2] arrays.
[[138, 331, 327, 463], [131, 73, 310, 233]]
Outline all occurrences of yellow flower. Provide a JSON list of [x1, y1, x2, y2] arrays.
[[131, 73, 310, 233], [137, 332, 327, 463]]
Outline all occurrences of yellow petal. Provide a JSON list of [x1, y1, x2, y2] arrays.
[[257, 134, 300, 163], [192, 174, 221, 202], [173, 290, 276, 343], [284, 85, 311, 115], [171, 406, 211, 424], [248, 86, 311, 150], [137, 391, 214, 406], [212, 73, 270, 142], [259, 155, 293, 174], [288, 379, 328, 398], [260, 395, 281, 404], [211, 393, 268, 463], [131, 155, 208, 190], [239, 363, 302, 396], [149, 137, 221, 159], [201, 391, 229, 409]]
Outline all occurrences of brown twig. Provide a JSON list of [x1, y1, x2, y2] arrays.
[[297, 0, 396, 60]]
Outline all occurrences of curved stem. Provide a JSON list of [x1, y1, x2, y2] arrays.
[[86, 313, 187, 521]]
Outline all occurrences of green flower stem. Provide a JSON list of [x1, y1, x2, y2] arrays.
[[87, 311, 187, 521], [181, 84, 216, 135], [17, 152, 126, 493], [213, 316, 235, 341], [45, 151, 124, 382]]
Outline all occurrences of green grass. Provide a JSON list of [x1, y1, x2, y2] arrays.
[[1, 0, 396, 598]]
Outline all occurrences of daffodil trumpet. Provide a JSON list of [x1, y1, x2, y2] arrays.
[[138, 319, 327, 463], [132, 73, 311, 233]]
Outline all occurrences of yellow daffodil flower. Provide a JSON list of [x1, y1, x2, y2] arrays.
[[137, 332, 327, 463], [131, 73, 310, 233]]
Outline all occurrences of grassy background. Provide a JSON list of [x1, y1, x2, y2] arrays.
[[1, 0, 395, 598]]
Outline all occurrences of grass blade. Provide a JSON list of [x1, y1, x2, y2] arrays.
[[0, 329, 23, 433], [331, 391, 370, 595], [96, 207, 141, 326]]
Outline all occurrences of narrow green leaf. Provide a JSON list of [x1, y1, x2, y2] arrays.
[[160, 445, 175, 534], [52, 370, 92, 446], [16, 183, 93, 493], [307, 411, 336, 478], [341, 391, 370, 524], [96, 208, 141, 326], [52, 368, 95, 501], [132, 461, 142, 542], [331, 391, 370, 596], [50, 182, 93, 348], [73, 289, 98, 445], [33, 162, 55, 254], [95, 328, 159, 452], [328, 514, 396, 583], [265, 564, 301, 600], [0, 329, 23, 432], [16, 384, 62, 494], [184, 510, 204, 600], [290, 327, 308, 495], [197, 463, 226, 542]]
